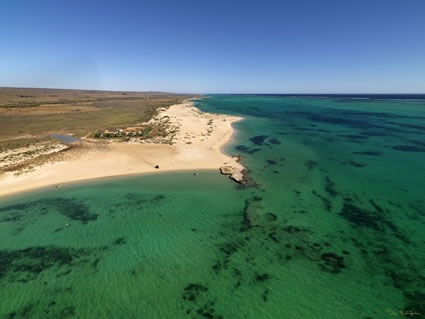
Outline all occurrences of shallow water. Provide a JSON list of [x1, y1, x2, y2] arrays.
[[48, 134, 80, 144], [1, 95, 425, 318]]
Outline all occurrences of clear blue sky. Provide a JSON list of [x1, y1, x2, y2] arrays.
[[1, 0, 424, 93]]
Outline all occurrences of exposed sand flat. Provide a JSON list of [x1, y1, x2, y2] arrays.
[[0, 101, 245, 197]]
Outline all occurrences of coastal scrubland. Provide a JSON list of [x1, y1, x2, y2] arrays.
[[0, 87, 196, 142], [0, 88, 198, 173]]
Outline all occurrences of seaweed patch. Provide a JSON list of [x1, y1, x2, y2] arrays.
[[113, 237, 127, 245], [0, 246, 95, 282], [262, 288, 270, 302], [0, 197, 97, 224], [339, 198, 382, 231], [49, 198, 97, 223], [324, 176, 338, 197], [305, 160, 318, 170], [353, 151, 382, 156], [392, 145, 425, 152], [348, 160, 367, 168], [312, 190, 332, 212], [269, 138, 281, 145], [181, 284, 223, 319], [235, 145, 261, 154], [249, 135, 269, 146], [255, 273, 271, 282], [338, 134, 368, 140], [339, 197, 406, 243], [182, 283, 208, 302], [320, 253, 345, 274], [408, 140, 425, 147]]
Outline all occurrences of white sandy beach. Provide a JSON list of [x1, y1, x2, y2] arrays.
[[0, 102, 245, 197]]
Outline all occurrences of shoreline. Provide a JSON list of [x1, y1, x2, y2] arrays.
[[0, 168, 230, 200], [0, 100, 246, 198]]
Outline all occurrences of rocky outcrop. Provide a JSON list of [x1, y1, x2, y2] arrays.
[[219, 164, 247, 184], [219, 154, 248, 184]]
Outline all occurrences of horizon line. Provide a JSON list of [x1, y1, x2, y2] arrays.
[[1, 86, 425, 96]]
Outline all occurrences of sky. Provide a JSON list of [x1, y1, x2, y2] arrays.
[[1, 0, 424, 93]]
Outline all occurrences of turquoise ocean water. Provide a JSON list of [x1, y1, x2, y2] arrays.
[[1, 95, 424, 318]]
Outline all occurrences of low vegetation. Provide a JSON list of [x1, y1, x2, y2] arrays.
[[0, 88, 198, 173], [0, 88, 198, 140]]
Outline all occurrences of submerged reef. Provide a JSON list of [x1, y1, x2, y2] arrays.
[[249, 135, 269, 146], [0, 246, 94, 282], [0, 197, 98, 225]]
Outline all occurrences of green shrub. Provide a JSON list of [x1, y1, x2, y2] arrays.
[[143, 126, 152, 136]]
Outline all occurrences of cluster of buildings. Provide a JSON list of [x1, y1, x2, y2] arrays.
[[95, 126, 146, 138]]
